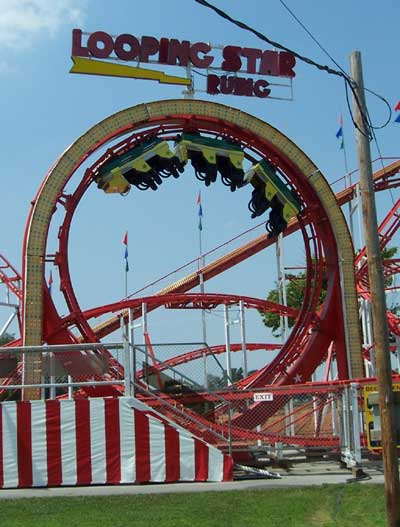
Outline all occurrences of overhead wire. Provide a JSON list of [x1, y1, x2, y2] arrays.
[[278, 0, 392, 132], [277, 0, 395, 195], [278, 0, 345, 74], [194, 0, 392, 138], [194, 0, 344, 77]]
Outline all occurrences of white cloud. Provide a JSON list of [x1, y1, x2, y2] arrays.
[[0, 0, 88, 50]]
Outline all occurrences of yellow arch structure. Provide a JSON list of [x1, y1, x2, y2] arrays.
[[23, 100, 363, 397]]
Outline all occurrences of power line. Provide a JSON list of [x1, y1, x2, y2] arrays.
[[278, 0, 392, 131], [278, 0, 346, 74], [279, 0, 395, 211], [195, 0, 344, 77], [194, 0, 392, 137]]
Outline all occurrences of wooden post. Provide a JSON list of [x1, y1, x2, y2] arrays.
[[350, 50, 400, 527]]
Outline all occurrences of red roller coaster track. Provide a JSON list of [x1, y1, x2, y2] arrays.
[[2, 159, 400, 387], [0, 99, 399, 445], [32, 116, 344, 390]]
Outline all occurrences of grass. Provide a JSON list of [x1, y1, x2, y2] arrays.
[[0, 484, 387, 527]]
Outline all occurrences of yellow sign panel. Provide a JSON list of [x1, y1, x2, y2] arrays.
[[363, 384, 400, 451], [70, 57, 192, 86]]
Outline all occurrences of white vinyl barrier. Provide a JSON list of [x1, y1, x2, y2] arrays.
[[0, 397, 232, 488]]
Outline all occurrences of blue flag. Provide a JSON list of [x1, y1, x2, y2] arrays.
[[395, 114, 400, 123], [197, 192, 203, 231], [336, 114, 344, 149], [123, 231, 129, 272]]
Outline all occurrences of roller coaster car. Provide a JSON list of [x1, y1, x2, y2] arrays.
[[174, 133, 245, 190], [246, 160, 301, 238], [95, 138, 185, 194]]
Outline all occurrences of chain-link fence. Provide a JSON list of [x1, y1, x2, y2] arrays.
[[0, 343, 127, 400], [133, 342, 227, 391], [0, 341, 376, 467]]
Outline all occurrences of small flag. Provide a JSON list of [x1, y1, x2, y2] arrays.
[[123, 231, 129, 272], [197, 191, 203, 231], [336, 114, 344, 149], [395, 114, 400, 124], [48, 270, 53, 295], [395, 101, 400, 112]]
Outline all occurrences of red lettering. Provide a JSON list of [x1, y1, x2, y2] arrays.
[[114, 34, 140, 61], [279, 51, 296, 77], [207, 74, 220, 94], [140, 36, 160, 62], [220, 76, 235, 95], [72, 29, 89, 57], [259, 50, 279, 76], [190, 42, 214, 68], [158, 37, 170, 64], [234, 77, 254, 96], [167, 39, 190, 66], [87, 31, 114, 59], [253, 79, 271, 98], [241, 48, 262, 74], [221, 46, 242, 72]]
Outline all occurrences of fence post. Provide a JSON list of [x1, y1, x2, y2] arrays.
[[227, 401, 233, 457], [274, 442, 283, 461], [121, 315, 132, 397], [331, 392, 338, 436], [340, 384, 362, 467], [256, 424, 262, 447], [340, 385, 350, 463], [350, 382, 362, 465], [223, 305, 232, 386], [41, 355, 46, 400], [203, 349, 209, 390], [68, 375, 73, 399], [49, 351, 56, 399], [128, 308, 136, 397], [239, 300, 248, 377], [285, 399, 295, 436]]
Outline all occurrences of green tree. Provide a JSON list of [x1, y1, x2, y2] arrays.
[[382, 246, 400, 316], [207, 367, 243, 390], [261, 246, 399, 338], [0, 333, 16, 401], [260, 271, 327, 338], [0, 332, 15, 346], [382, 246, 398, 289]]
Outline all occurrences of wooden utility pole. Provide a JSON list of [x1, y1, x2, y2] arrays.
[[350, 51, 400, 527]]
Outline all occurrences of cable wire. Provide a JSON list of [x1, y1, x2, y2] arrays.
[[195, 0, 344, 77], [278, 0, 392, 131], [279, 0, 346, 74], [194, 0, 392, 137]]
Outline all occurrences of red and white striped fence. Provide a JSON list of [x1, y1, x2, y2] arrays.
[[0, 397, 232, 488]]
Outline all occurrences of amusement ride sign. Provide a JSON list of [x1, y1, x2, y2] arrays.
[[70, 29, 296, 100]]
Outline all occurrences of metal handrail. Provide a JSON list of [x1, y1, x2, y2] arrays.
[[0, 342, 124, 353], [134, 344, 204, 391], [135, 383, 232, 452]]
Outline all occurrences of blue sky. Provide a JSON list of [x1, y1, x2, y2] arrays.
[[0, 0, 399, 372]]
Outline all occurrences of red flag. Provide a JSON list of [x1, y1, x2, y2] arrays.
[[196, 191, 201, 205], [395, 101, 400, 112], [122, 231, 128, 245]]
